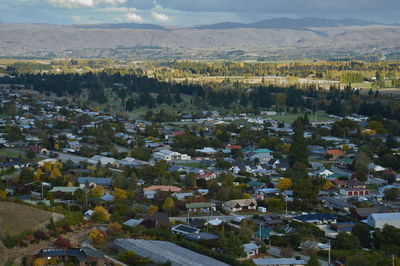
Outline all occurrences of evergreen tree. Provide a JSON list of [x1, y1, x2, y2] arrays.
[[289, 118, 308, 166]]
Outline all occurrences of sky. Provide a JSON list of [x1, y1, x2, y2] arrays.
[[0, 0, 399, 25]]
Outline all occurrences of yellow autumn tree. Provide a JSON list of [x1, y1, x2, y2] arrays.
[[162, 197, 175, 213], [54, 143, 59, 150], [88, 228, 105, 245], [322, 181, 336, 190], [54, 161, 63, 170], [33, 258, 47, 266], [147, 205, 158, 215], [113, 188, 128, 202], [50, 167, 62, 179], [0, 190, 6, 198], [90, 186, 105, 198], [277, 178, 293, 192], [42, 161, 53, 172], [34, 168, 44, 182], [92, 205, 110, 222]]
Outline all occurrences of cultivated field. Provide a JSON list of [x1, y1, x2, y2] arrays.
[[0, 201, 63, 236]]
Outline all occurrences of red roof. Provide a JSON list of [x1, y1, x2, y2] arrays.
[[327, 150, 344, 156], [227, 145, 243, 150], [173, 131, 186, 136]]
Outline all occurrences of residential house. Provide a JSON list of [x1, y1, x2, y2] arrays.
[[77, 177, 113, 188], [171, 224, 201, 235], [26, 145, 48, 154], [186, 202, 216, 213], [87, 155, 119, 167], [153, 149, 191, 161], [242, 243, 260, 259], [197, 172, 216, 181], [34, 247, 105, 266], [222, 199, 257, 212], [294, 213, 337, 225]]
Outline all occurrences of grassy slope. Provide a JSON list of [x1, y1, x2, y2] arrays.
[[0, 201, 63, 236]]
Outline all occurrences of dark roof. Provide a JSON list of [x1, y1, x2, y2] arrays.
[[39, 249, 86, 262], [354, 206, 393, 217], [143, 212, 170, 226], [77, 177, 113, 186], [294, 213, 337, 222], [82, 246, 104, 259], [172, 224, 200, 234]]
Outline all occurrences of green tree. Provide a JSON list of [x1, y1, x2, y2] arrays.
[[289, 118, 308, 166], [74, 188, 86, 204], [352, 223, 372, 248], [307, 251, 321, 266], [333, 232, 361, 250]]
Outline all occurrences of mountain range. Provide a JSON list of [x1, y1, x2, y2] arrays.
[[1, 17, 400, 60]]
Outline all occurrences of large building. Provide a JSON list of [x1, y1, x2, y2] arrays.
[[112, 238, 229, 266], [367, 212, 400, 229]]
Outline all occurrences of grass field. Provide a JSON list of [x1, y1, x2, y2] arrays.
[[0, 201, 63, 236], [0, 149, 44, 163]]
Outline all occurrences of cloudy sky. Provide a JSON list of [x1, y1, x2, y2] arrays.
[[1, 0, 399, 25]]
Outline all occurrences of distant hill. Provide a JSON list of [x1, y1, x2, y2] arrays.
[[194, 17, 395, 30], [0, 17, 399, 60]]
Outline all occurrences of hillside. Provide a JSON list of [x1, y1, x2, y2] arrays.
[[0, 201, 64, 237], [1, 18, 400, 60]]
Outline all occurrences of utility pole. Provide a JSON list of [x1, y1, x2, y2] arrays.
[[328, 240, 331, 266], [187, 209, 190, 226]]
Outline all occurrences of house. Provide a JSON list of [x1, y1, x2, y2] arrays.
[[35, 247, 105, 266], [242, 243, 260, 259], [49, 186, 80, 195], [171, 224, 200, 235], [223, 199, 257, 212], [196, 147, 217, 154], [123, 219, 143, 228], [197, 172, 216, 181], [293, 213, 337, 225], [77, 177, 113, 188], [112, 238, 229, 266], [142, 213, 170, 228], [326, 150, 345, 160], [26, 145, 48, 154], [254, 227, 272, 240], [352, 206, 394, 220], [87, 155, 118, 167], [259, 214, 284, 227], [334, 179, 369, 196], [67, 141, 81, 151], [253, 257, 305, 266], [153, 149, 191, 161], [186, 202, 215, 213], [367, 212, 400, 229]]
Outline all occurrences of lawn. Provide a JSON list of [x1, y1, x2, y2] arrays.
[[0, 201, 64, 236], [0, 148, 44, 163]]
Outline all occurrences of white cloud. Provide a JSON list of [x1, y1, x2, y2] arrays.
[[152, 11, 169, 22], [123, 12, 143, 23], [47, 0, 126, 8]]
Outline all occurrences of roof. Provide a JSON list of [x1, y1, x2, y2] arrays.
[[369, 212, 400, 221], [294, 213, 337, 222], [254, 228, 271, 239], [253, 257, 305, 266], [243, 243, 260, 252], [49, 186, 79, 193], [223, 199, 257, 208], [123, 219, 143, 227], [77, 177, 112, 186], [112, 238, 229, 266], [172, 224, 200, 234], [186, 202, 213, 209], [144, 185, 182, 192], [327, 150, 344, 156], [253, 148, 273, 153], [355, 206, 393, 217]]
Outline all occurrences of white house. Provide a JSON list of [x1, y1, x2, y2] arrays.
[[87, 155, 118, 167], [153, 149, 191, 161], [223, 199, 257, 212]]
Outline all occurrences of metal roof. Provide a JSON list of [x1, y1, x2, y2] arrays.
[[112, 238, 229, 266]]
